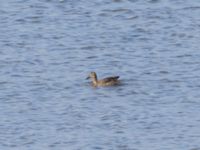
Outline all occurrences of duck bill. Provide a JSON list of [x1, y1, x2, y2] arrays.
[[86, 76, 90, 80]]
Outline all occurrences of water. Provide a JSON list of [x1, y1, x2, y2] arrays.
[[0, 0, 200, 149]]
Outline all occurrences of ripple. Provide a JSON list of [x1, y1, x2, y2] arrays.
[[182, 6, 200, 10]]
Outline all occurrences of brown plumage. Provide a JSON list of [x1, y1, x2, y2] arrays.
[[86, 72, 120, 87]]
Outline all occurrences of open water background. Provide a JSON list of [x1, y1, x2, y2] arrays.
[[0, 0, 200, 150]]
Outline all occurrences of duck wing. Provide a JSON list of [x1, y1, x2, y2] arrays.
[[102, 76, 120, 82]]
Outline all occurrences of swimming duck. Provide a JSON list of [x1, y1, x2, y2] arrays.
[[86, 72, 120, 87]]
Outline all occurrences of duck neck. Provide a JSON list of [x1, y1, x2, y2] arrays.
[[92, 76, 98, 86]]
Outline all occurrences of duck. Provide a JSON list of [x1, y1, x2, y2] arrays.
[[86, 72, 120, 87]]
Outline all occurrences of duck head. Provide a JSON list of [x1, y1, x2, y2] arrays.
[[86, 72, 97, 80]]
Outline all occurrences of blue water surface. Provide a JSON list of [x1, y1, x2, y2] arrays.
[[0, 0, 200, 150]]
